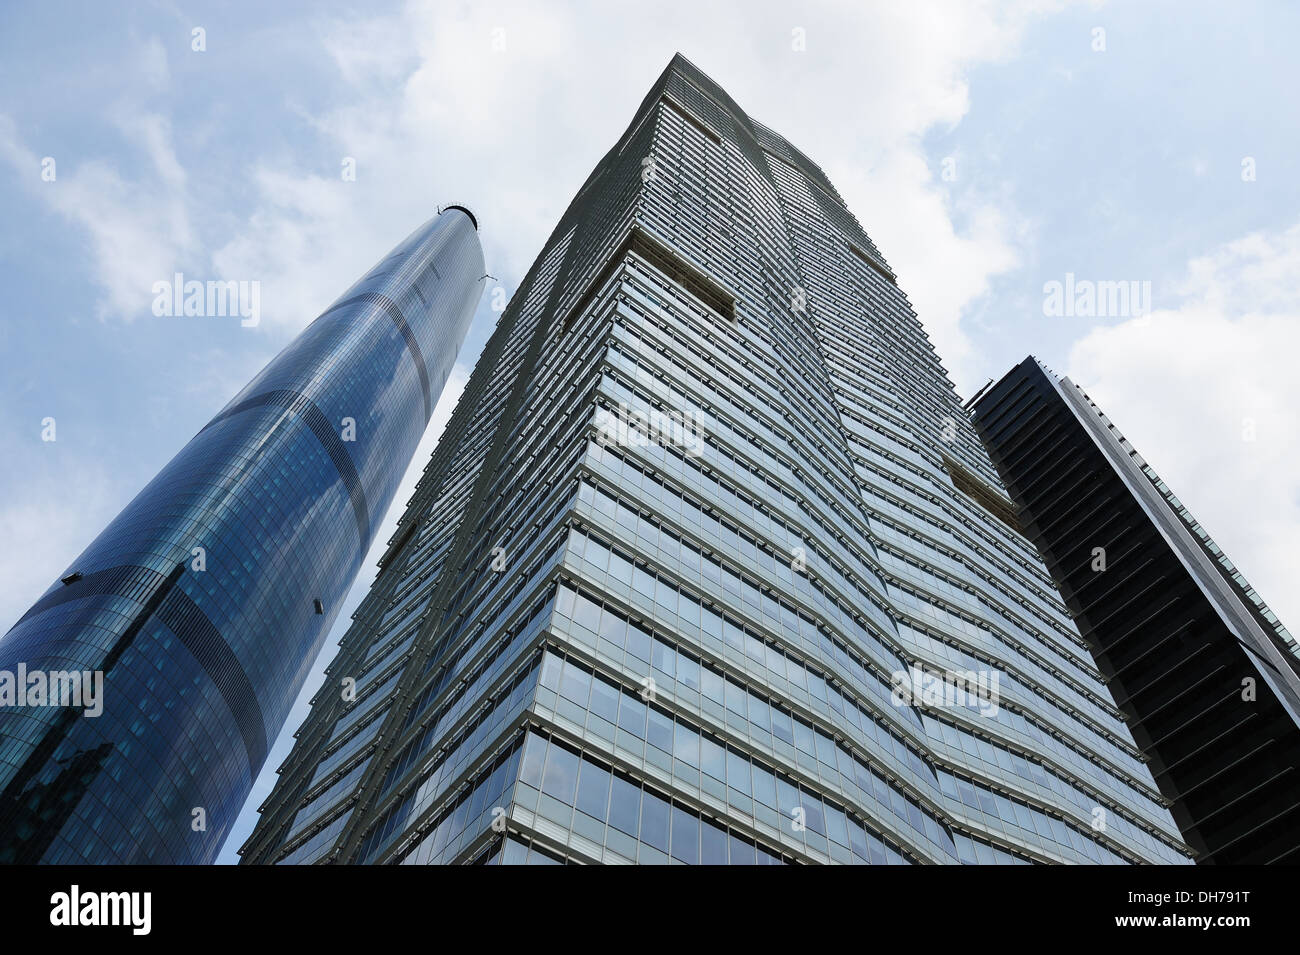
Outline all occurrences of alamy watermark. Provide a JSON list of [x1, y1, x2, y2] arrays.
[[891, 664, 1000, 717], [1042, 272, 1151, 318], [0, 664, 104, 717], [50, 885, 150, 935], [152, 273, 261, 327], [595, 401, 705, 457]]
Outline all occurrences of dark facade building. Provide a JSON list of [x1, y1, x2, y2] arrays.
[[0, 207, 485, 863], [972, 356, 1300, 863], [243, 57, 1191, 865]]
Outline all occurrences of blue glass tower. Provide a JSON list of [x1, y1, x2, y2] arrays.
[[0, 206, 485, 863]]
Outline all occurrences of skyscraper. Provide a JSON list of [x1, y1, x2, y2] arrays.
[[243, 56, 1192, 865], [0, 206, 485, 864], [972, 356, 1300, 863]]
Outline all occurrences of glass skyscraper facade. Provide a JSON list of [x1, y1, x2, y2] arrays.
[[0, 206, 485, 864], [243, 57, 1192, 865]]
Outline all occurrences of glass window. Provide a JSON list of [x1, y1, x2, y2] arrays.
[[598, 610, 626, 647], [632, 566, 656, 598], [726, 748, 752, 797], [539, 652, 562, 692], [541, 743, 579, 804], [804, 794, 826, 836], [700, 736, 725, 781], [573, 593, 602, 632], [701, 818, 728, 864], [728, 833, 757, 865], [752, 765, 778, 809], [640, 790, 670, 852], [647, 707, 675, 754], [700, 667, 724, 704], [793, 719, 816, 756], [677, 654, 701, 692], [589, 676, 620, 724], [673, 721, 700, 768], [670, 806, 700, 865], [652, 639, 676, 678], [626, 623, 652, 665], [724, 679, 747, 718], [777, 776, 801, 819], [519, 733, 547, 788], [575, 760, 611, 821], [559, 660, 590, 705], [609, 775, 641, 836], [617, 694, 647, 737], [771, 707, 794, 745], [503, 837, 529, 865]]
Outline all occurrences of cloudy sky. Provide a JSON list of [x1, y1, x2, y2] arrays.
[[1, 0, 1296, 863]]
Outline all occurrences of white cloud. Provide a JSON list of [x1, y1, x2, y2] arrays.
[[210, 167, 359, 332], [1066, 222, 1300, 638], [0, 108, 197, 321], [139, 34, 170, 91], [211, 0, 1063, 369]]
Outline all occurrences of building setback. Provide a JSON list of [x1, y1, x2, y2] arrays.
[[972, 356, 1300, 864], [0, 207, 485, 863], [243, 57, 1192, 865]]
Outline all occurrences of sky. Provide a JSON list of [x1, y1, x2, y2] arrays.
[[0, 0, 1296, 864]]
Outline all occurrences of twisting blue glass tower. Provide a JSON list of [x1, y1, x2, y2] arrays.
[[0, 206, 485, 864]]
